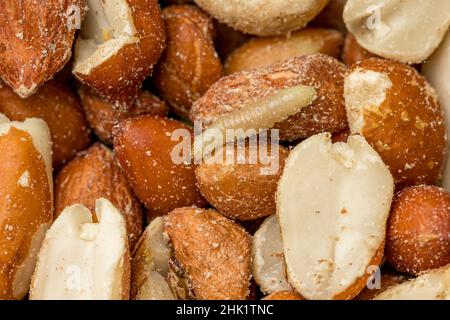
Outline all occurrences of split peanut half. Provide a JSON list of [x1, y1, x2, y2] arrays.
[[0, 115, 53, 300], [343, 0, 450, 64], [30, 198, 130, 300], [277, 133, 394, 300], [252, 215, 291, 295], [131, 217, 174, 300], [73, 0, 166, 108], [374, 265, 450, 300]]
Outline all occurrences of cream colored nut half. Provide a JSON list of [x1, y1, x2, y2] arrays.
[[252, 215, 291, 295], [374, 264, 450, 300], [277, 133, 394, 300], [423, 31, 450, 190], [131, 217, 175, 300], [343, 0, 450, 64], [30, 198, 129, 300]]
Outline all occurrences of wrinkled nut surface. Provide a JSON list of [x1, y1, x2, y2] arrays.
[[55, 143, 143, 249], [0, 81, 91, 169], [423, 32, 450, 190], [131, 217, 174, 300], [343, 0, 450, 64], [344, 58, 446, 187], [191, 54, 347, 142], [252, 215, 291, 294], [225, 28, 344, 74], [194, 0, 329, 36], [0, 0, 86, 97], [164, 207, 252, 300], [79, 87, 168, 145], [341, 33, 377, 66], [73, 0, 166, 108], [386, 185, 450, 275], [30, 199, 130, 300], [114, 116, 206, 217], [373, 264, 450, 300], [195, 143, 289, 221], [0, 116, 53, 300], [154, 5, 222, 118], [277, 133, 394, 300]]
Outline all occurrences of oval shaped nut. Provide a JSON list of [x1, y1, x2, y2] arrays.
[[277, 133, 394, 300], [131, 217, 174, 300], [341, 33, 377, 66], [252, 215, 291, 294], [195, 143, 289, 221], [0, 0, 86, 97], [225, 28, 344, 74], [79, 87, 168, 145], [73, 0, 166, 108], [262, 291, 304, 300], [373, 265, 450, 300], [343, 0, 450, 64], [344, 58, 446, 187], [0, 81, 91, 169], [164, 207, 252, 300], [191, 54, 347, 142], [55, 143, 143, 249], [30, 199, 130, 300], [386, 186, 450, 275], [423, 32, 450, 190], [113, 116, 206, 217], [0, 117, 53, 300], [153, 5, 223, 118], [194, 0, 329, 36]]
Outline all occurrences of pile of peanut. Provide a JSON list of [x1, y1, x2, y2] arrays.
[[0, 0, 449, 300]]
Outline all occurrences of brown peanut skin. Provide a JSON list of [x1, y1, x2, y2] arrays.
[[153, 4, 223, 118], [0, 81, 91, 170], [0, 128, 52, 300], [386, 186, 450, 275], [79, 87, 168, 145], [191, 54, 347, 142], [195, 143, 289, 221], [164, 207, 252, 300], [113, 116, 206, 218], [74, 0, 166, 109]]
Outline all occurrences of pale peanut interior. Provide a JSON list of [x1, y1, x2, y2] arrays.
[[252, 215, 291, 294], [374, 265, 450, 300], [74, 0, 136, 74], [277, 134, 394, 299], [30, 199, 127, 300], [131, 217, 174, 300], [343, 0, 450, 63]]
